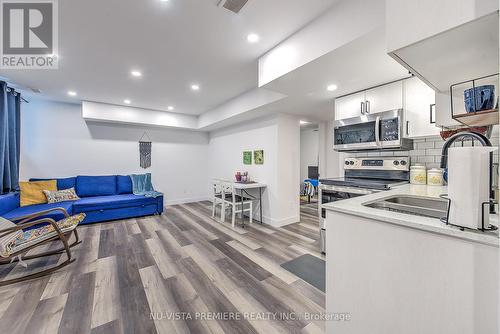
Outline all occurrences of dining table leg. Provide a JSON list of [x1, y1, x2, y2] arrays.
[[240, 190, 245, 228], [259, 187, 263, 224]]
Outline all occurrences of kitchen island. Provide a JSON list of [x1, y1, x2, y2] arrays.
[[323, 184, 499, 334]]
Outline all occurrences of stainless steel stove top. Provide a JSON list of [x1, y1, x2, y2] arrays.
[[320, 157, 410, 191], [319, 177, 408, 190]]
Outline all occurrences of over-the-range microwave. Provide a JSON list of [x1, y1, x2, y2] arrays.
[[333, 109, 413, 152]]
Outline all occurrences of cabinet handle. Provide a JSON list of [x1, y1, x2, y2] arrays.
[[365, 100, 370, 114], [430, 104, 436, 124], [361, 102, 365, 115], [406, 121, 410, 135]]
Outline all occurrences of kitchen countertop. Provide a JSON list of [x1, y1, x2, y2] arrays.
[[322, 184, 499, 247]]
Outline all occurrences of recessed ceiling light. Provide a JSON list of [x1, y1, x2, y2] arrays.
[[247, 33, 260, 43], [300, 120, 310, 125], [67, 91, 77, 96], [327, 84, 338, 91], [191, 84, 200, 91], [160, 0, 168, 2], [124, 99, 131, 104], [130, 70, 142, 77], [167, 106, 174, 111]]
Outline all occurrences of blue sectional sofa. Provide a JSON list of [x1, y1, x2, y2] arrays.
[[0, 175, 163, 225]]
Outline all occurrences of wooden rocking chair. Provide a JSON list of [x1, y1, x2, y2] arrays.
[[0, 208, 85, 286]]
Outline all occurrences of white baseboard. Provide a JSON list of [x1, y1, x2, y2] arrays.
[[165, 196, 210, 206], [264, 215, 300, 227]]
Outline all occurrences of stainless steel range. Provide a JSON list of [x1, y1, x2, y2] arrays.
[[318, 157, 410, 254]]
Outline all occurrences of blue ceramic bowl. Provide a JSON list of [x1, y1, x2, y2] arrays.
[[464, 85, 495, 113]]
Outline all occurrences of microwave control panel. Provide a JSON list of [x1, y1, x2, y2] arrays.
[[344, 157, 409, 171]]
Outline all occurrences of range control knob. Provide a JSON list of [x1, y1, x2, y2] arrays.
[[349, 161, 355, 165], [393, 160, 400, 166], [345, 161, 350, 165], [400, 160, 407, 166]]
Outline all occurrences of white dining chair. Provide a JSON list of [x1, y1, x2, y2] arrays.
[[221, 182, 253, 227], [211, 179, 224, 219]]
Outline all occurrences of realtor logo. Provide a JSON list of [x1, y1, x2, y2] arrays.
[[0, 0, 58, 69]]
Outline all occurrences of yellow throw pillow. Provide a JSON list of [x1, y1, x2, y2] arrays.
[[19, 180, 57, 207]]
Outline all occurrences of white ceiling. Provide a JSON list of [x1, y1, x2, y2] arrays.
[[0, 0, 339, 115], [260, 27, 410, 121]]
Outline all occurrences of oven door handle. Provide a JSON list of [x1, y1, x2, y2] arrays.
[[375, 116, 381, 147]]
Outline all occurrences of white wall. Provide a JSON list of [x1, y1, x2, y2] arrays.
[[20, 99, 210, 205], [300, 128, 319, 181], [208, 114, 300, 226], [276, 115, 301, 224]]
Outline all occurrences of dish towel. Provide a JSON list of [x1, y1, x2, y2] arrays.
[[130, 173, 163, 198]]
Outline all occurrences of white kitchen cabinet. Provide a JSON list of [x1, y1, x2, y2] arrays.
[[404, 77, 441, 138], [387, 0, 498, 92], [386, 0, 498, 53], [334, 91, 365, 120], [364, 81, 403, 115], [335, 81, 403, 120], [435, 92, 462, 127]]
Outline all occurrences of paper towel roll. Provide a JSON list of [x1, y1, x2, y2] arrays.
[[448, 146, 497, 229]]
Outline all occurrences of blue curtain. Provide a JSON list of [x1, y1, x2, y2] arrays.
[[0, 81, 21, 194]]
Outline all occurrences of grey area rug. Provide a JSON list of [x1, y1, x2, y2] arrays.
[[281, 254, 325, 292]]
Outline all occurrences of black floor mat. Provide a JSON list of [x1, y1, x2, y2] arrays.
[[281, 254, 325, 292]]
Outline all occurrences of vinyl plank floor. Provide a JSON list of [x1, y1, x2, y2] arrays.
[[0, 202, 324, 334]]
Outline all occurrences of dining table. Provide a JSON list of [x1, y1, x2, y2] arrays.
[[228, 181, 267, 226]]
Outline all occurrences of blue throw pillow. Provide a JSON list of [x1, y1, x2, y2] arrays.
[[30, 177, 76, 190], [117, 175, 133, 194], [76, 175, 117, 197]]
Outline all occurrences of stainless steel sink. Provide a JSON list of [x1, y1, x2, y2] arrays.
[[363, 195, 448, 219]]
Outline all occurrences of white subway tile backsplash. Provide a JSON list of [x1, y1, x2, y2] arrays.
[[409, 149, 425, 157], [433, 140, 445, 149], [348, 132, 498, 168], [416, 141, 434, 149], [415, 156, 435, 163], [426, 148, 442, 156]]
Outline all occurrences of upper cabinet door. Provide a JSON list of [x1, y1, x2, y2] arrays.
[[364, 81, 403, 115], [334, 92, 365, 120], [404, 77, 441, 138]]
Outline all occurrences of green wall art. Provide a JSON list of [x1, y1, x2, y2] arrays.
[[243, 151, 252, 165], [254, 150, 264, 165]]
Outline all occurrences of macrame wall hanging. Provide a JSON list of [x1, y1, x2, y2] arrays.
[[139, 132, 152, 169]]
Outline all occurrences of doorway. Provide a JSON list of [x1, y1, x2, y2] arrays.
[[300, 121, 319, 204]]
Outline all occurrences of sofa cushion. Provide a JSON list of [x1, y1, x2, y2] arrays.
[[19, 180, 57, 207], [30, 177, 77, 190], [3, 201, 74, 222], [117, 175, 133, 194], [43, 188, 80, 204], [0, 192, 20, 215], [76, 175, 117, 197], [72, 194, 158, 212]]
